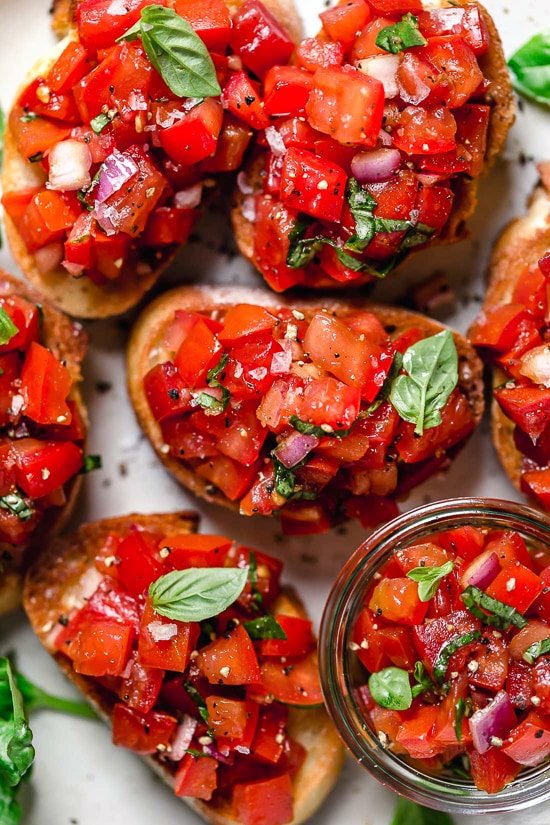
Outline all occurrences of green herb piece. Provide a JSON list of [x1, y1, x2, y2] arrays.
[[0, 659, 34, 790], [389, 330, 458, 435], [523, 636, 550, 665], [82, 455, 102, 474], [461, 586, 528, 631], [0, 309, 18, 347], [454, 697, 472, 742], [206, 353, 228, 386], [118, 6, 221, 99], [368, 667, 413, 711], [0, 494, 34, 522], [243, 615, 287, 641], [90, 112, 112, 134], [0, 663, 94, 720], [0, 781, 20, 825], [77, 188, 93, 211], [149, 566, 248, 622], [185, 748, 210, 758], [289, 416, 350, 439], [390, 796, 454, 825], [407, 561, 455, 602], [376, 13, 427, 54], [184, 683, 209, 725], [411, 661, 435, 698], [195, 353, 230, 414], [20, 113, 37, 124], [401, 222, 435, 250], [272, 457, 317, 502], [28, 152, 43, 164], [248, 551, 263, 612], [508, 33, 550, 107], [194, 389, 227, 414], [433, 631, 482, 683], [345, 178, 410, 253]]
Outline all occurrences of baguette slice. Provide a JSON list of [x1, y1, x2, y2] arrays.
[[127, 284, 484, 515], [23, 512, 345, 825], [0, 269, 87, 614], [4, 0, 303, 319], [470, 164, 550, 495], [232, 0, 515, 289]]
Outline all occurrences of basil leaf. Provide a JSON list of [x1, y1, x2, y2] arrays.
[[407, 561, 455, 602], [376, 13, 427, 54], [243, 615, 287, 641], [0, 660, 94, 720], [90, 113, 112, 134], [247, 551, 264, 611], [290, 415, 350, 439], [461, 586, 528, 631], [184, 683, 209, 725], [368, 667, 413, 711], [207, 353, 228, 386], [391, 797, 453, 825], [454, 696, 472, 742], [389, 330, 458, 436], [272, 457, 317, 502], [0, 309, 18, 347], [120, 6, 221, 99], [0, 779, 20, 825], [411, 661, 435, 698], [523, 637, 550, 665], [0, 494, 34, 522], [194, 388, 228, 415], [401, 222, 436, 250], [0, 660, 34, 788], [433, 631, 482, 683], [508, 32, 550, 107], [82, 455, 102, 474], [346, 178, 378, 250], [149, 566, 248, 622]]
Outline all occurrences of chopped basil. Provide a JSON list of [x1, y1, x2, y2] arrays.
[[376, 13, 427, 54], [149, 566, 248, 622], [368, 666, 413, 711], [0, 658, 34, 825], [411, 661, 435, 698], [118, 6, 221, 99], [185, 748, 210, 759], [433, 631, 482, 683], [77, 189, 94, 211], [28, 152, 43, 163], [243, 615, 287, 641], [195, 353, 230, 414], [19, 113, 37, 124], [0, 493, 34, 522], [81, 455, 102, 474], [407, 561, 455, 602], [0, 308, 18, 346], [206, 353, 228, 385], [345, 178, 410, 253], [401, 222, 436, 250], [90, 112, 112, 134], [508, 33, 550, 107], [454, 697, 472, 742], [290, 415, 350, 439], [272, 457, 317, 502], [247, 551, 263, 611], [389, 330, 459, 436], [390, 797, 453, 825], [184, 683, 209, 725], [461, 585, 528, 630], [523, 636, 550, 665]]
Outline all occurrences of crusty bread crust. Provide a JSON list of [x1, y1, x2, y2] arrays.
[[127, 284, 484, 513], [470, 164, 550, 494], [232, 0, 515, 289], [0, 269, 87, 614], [23, 512, 344, 825]]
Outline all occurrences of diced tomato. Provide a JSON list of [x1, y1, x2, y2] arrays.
[[530, 568, 550, 622], [418, 5, 489, 55], [252, 197, 305, 292], [351, 17, 395, 60], [161, 534, 232, 570], [413, 185, 454, 233], [395, 705, 441, 759], [175, 0, 232, 51], [343, 495, 400, 529], [485, 563, 543, 614], [396, 389, 474, 463], [112, 703, 177, 755], [395, 543, 450, 573], [494, 386, 550, 444], [222, 72, 269, 130], [48, 42, 89, 93], [232, 774, 293, 825], [264, 67, 314, 118], [306, 66, 384, 147], [76, 0, 167, 51], [470, 304, 530, 351], [201, 115, 253, 173], [468, 632, 509, 692], [159, 99, 223, 165], [144, 362, 192, 422], [19, 342, 72, 425], [533, 659, 550, 714], [138, 598, 196, 672], [19, 191, 80, 252], [0, 296, 40, 354], [72, 620, 134, 677], [413, 610, 481, 677], [484, 531, 533, 570], [252, 704, 288, 764], [369, 578, 429, 626], [174, 319, 222, 389], [418, 105, 489, 178], [218, 305, 276, 346], [296, 38, 344, 72], [18, 78, 80, 124], [508, 621, 550, 662], [230, 0, 294, 78], [143, 207, 197, 247], [320, 0, 372, 45], [506, 660, 534, 710], [216, 404, 268, 467], [1, 189, 40, 226], [118, 660, 163, 714], [393, 106, 457, 155], [206, 697, 259, 746], [434, 526, 485, 563], [522, 469, 550, 510], [197, 625, 261, 686], [512, 262, 548, 319], [280, 148, 347, 222], [254, 651, 323, 706], [100, 145, 167, 237], [9, 107, 71, 161], [12, 440, 83, 498], [174, 754, 218, 800], [115, 528, 165, 598], [420, 37, 483, 108], [260, 615, 314, 659], [469, 747, 522, 794], [301, 377, 361, 430], [197, 455, 260, 501], [229, 545, 282, 610], [369, 0, 422, 11], [502, 713, 550, 767]]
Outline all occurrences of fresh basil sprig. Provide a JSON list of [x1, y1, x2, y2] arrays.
[[118, 6, 221, 99], [290, 415, 350, 439], [376, 13, 427, 54], [0, 659, 34, 822], [508, 33, 550, 107], [0, 662, 94, 720], [411, 661, 435, 698], [149, 566, 248, 622], [461, 586, 528, 631], [272, 457, 317, 502], [243, 615, 287, 641], [368, 666, 413, 711], [523, 636, 550, 665], [407, 561, 455, 602], [346, 178, 411, 253], [195, 353, 230, 414], [433, 631, 481, 683], [0, 493, 34, 522], [389, 330, 458, 435], [0, 309, 18, 347], [390, 797, 453, 825]]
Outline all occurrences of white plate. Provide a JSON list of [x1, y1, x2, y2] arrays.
[[1, 0, 549, 822]]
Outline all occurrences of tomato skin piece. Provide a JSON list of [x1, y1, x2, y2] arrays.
[[197, 625, 261, 686], [522, 469, 550, 511], [251, 704, 288, 764], [252, 197, 305, 292], [253, 652, 323, 706], [76, 0, 167, 51], [395, 542, 450, 573], [112, 703, 177, 755], [320, 0, 372, 45], [260, 615, 315, 659], [118, 660, 163, 714], [72, 620, 134, 677], [159, 99, 224, 165], [280, 148, 347, 223], [502, 713, 550, 767], [20, 342, 72, 425], [484, 530, 533, 570], [485, 562, 543, 614], [115, 528, 166, 598], [175, 319, 222, 388], [230, 0, 294, 78], [393, 105, 457, 155], [369, 578, 428, 626], [144, 362, 192, 422], [418, 5, 489, 55], [197, 455, 260, 501], [161, 534, 232, 570], [12, 440, 83, 498], [48, 42, 89, 93], [0, 296, 40, 354], [469, 746, 522, 794], [218, 305, 276, 346], [232, 774, 293, 825], [174, 0, 232, 51], [206, 696, 259, 746], [395, 705, 441, 760], [296, 38, 344, 72], [222, 72, 269, 130], [142, 207, 197, 247], [264, 66, 314, 118], [138, 598, 196, 673], [494, 386, 550, 444], [174, 754, 219, 800], [9, 107, 71, 161]]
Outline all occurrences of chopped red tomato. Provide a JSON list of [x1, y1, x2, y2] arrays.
[[72, 621, 134, 677], [260, 615, 315, 659], [485, 563, 543, 614], [112, 704, 177, 755], [369, 578, 428, 626], [197, 625, 261, 686], [230, 0, 294, 78], [174, 754, 219, 800], [280, 148, 347, 222], [320, 0, 372, 45], [138, 599, 196, 672], [175, 0, 232, 51], [232, 774, 293, 825]]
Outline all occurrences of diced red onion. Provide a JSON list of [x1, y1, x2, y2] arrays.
[[461, 550, 500, 590], [201, 743, 234, 765], [47, 139, 92, 192], [34, 242, 63, 275], [95, 149, 139, 205], [357, 54, 400, 99], [378, 129, 393, 147], [92, 202, 119, 236], [519, 344, 550, 388], [148, 621, 178, 642], [351, 148, 402, 184], [241, 196, 256, 223], [174, 183, 203, 209], [265, 126, 287, 158], [273, 431, 319, 469], [168, 715, 197, 762], [237, 171, 254, 195], [270, 341, 293, 374], [470, 691, 517, 754]]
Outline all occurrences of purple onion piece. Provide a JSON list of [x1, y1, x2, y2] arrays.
[[470, 690, 517, 754], [168, 715, 197, 762], [95, 149, 139, 205], [461, 550, 500, 590], [273, 431, 319, 469], [351, 148, 402, 184]]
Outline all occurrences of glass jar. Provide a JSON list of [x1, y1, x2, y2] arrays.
[[319, 498, 550, 815]]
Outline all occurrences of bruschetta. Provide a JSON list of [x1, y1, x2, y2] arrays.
[[2, 0, 302, 318], [127, 285, 484, 535], [232, 0, 515, 291], [470, 164, 550, 513], [0, 270, 87, 614], [23, 512, 345, 825]]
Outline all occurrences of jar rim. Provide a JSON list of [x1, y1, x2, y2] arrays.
[[319, 497, 550, 815]]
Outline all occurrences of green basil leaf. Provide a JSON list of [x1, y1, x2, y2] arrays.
[[0, 660, 94, 720], [433, 631, 482, 683], [368, 666, 413, 711], [0, 494, 34, 522], [194, 388, 229, 415], [184, 683, 209, 725], [0, 779, 20, 825], [345, 178, 378, 250], [207, 353, 228, 386], [390, 797, 453, 825], [407, 561, 455, 602], [400, 222, 436, 250], [508, 32, 550, 107], [149, 566, 248, 622], [0, 309, 18, 347], [411, 661, 435, 698], [0, 660, 34, 789], [272, 457, 317, 502], [120, 6, 221, 99], [290, 415, 350, 439], [376, 13, 427, 54], [90, 113, 112, 134], [461, 586, 528, 631], [243, 615, 287, 641], [454, 696, 472, 742], [523, 636, 550, 665], [82, 455, 102, 474], [389, 330, 458, 435]]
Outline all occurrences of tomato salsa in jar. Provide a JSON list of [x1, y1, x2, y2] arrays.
[[319, 498, 550, 814]]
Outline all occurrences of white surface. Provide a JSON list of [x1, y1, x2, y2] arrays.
[[0, 1, 549, 823]]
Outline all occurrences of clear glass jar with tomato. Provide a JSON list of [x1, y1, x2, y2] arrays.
[[319, 498, 550, 814]]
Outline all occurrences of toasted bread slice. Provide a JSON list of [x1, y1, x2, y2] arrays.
[[232, 0, 515, 289], [470, 164, 550, 494], [0, 269, 87, 615], [4, 0, 303, 319], [23, 511, 345, 825], [127, 284, 484, 514]]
